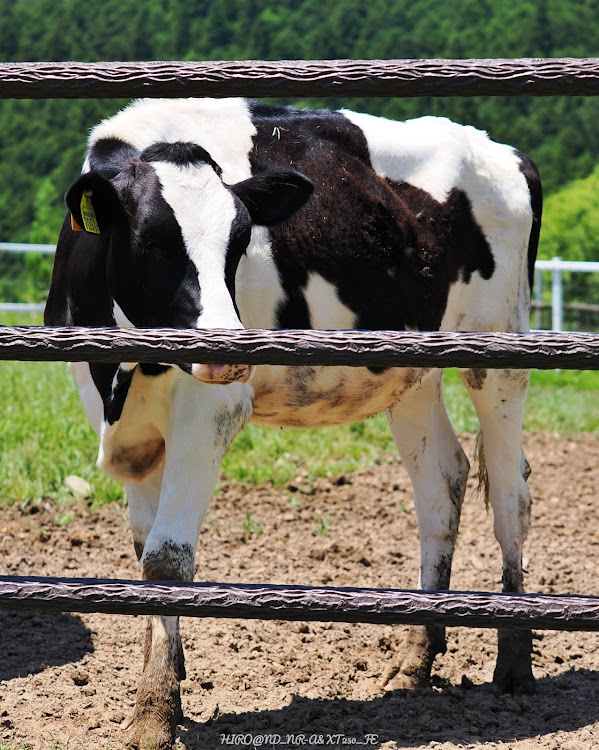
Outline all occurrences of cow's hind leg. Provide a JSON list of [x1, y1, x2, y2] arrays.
[[384, 370, 469, 690], [125, 378, 252, 750], [460, 366, 534, 694]]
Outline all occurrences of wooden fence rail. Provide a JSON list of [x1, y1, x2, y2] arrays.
[[2, 56, 598, 636], [1, 576, 598, 632], [1, 58, 599, 99], [1, 326, 599, 369]]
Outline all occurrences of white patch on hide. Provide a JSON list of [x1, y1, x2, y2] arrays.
[[304, 272, 356, 330], [340, 110, 533, 332], [236, 225, 285, 330], [84, 98, 256, 184]]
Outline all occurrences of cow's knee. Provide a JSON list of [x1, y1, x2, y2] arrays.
[[141, 540, 195, 582]]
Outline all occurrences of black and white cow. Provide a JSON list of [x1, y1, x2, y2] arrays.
[[45, 98, 541, 749]]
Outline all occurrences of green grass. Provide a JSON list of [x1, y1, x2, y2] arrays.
[[0, 360, 125, 507], [1, 355, 599, 507]]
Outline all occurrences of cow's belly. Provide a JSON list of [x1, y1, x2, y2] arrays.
[[249, 365, 427, 428]]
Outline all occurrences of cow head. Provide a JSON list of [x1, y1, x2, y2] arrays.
[[64, 140, 313, 383]]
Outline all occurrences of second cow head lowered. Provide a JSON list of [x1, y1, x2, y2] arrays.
[[45, 98, 541, 750]]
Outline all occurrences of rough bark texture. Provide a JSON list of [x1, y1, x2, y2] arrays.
[[1, 575, 599, 631], [1, 58, 599, 99], [1, 326, 599, 369]]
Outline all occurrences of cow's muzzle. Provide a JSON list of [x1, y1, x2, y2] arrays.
[[191, 363, 255, 384]]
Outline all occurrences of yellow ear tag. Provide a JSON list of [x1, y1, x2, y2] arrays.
[[80, 190, 100, 234]]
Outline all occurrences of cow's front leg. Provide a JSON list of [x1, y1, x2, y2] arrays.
[[125, 378, 252, 750], [125, 468, 187, 683], [383, 371, 469, 690], [121, 467, 186, 746]]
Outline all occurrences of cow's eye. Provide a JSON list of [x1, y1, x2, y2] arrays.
[[139, 242, 164, 258]]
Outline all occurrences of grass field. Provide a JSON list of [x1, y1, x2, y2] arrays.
[[1, 354, 598, 508]]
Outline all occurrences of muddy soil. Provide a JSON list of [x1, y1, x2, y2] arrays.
[[2, 432, 599, 749]]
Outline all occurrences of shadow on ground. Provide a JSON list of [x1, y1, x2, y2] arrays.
[[0, 609, 94, 680], [177, 669, 599, 748]]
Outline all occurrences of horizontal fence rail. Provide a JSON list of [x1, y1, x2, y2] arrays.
[[1, 326, 599, 369], [2, 56, 599, 658], [1, 58, 599, 99], [0, 576, 598, 631]]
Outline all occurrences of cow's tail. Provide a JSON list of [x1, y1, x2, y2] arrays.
[[514, 149, 542, 294], [473, 430, 490, 510]]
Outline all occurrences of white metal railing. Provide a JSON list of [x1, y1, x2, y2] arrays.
[[534, 257, 599, 332], [1, 246, 599, 330], [0, 242, 55, 255]]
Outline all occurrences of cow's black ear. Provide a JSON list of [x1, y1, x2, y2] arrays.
[[66, 171, 126, 235], [230, 168, 314, 226]]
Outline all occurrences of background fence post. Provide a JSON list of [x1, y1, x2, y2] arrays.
[[534, 267, 543, 330], [552, 256, 563, 332]]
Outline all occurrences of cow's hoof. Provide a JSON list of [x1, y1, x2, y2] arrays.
[[382, 624, 445, 692], [124, 718, 175, 750], [382, 664, 430, 691], [492, 661, 536, 695], [493, 629, 535, 695], [123, 687, 183, 749]]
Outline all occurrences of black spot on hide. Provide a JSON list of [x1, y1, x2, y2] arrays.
[[104, 366, 134, 425], [88, 137, 139, 178]]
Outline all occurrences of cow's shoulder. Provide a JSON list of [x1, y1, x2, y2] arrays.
[[248, 101, 372, 167]]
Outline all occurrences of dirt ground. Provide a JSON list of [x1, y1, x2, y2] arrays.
[[2, 432, 599, 749]]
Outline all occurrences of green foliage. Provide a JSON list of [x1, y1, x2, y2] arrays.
[[540, 165, 599, 263], [242, 511, 264, 535], [535, 165, 599, 329], [221, 417, 396, 486], [0, 359, 125, 507], [316, 515, 334, 535]]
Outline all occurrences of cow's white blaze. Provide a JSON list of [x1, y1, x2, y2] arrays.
[[151, 160, 243, 331]]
